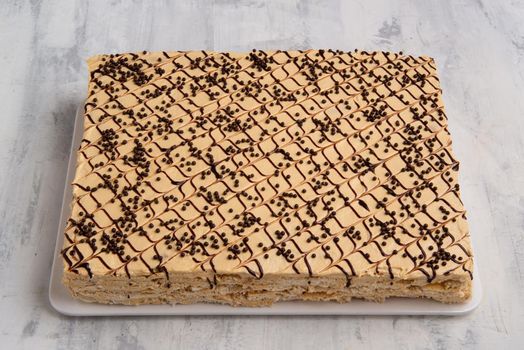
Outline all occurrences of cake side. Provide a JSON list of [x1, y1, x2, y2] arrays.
[[63, 271, 472, 306], [62, 49, 473, 305]]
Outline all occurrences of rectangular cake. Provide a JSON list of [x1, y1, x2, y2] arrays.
[[62, 49, 474, 306]]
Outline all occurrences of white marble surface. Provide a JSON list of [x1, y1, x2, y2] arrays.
[[0, 0, 523, 348]]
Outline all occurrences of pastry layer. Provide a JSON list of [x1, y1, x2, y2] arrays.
[[63, 270, 471, 306], [62, 49, 474, 305]]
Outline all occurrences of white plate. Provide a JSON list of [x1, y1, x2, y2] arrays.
[[49, 106, 482, 316]]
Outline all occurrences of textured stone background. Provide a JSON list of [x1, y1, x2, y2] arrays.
[[0, 0, 523, 348]]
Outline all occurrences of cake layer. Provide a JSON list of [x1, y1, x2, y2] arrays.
[[62, 49, 474, 305], [63, 271, 471, 306]]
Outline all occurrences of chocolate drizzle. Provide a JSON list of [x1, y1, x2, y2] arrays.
[[63, 50, 473, 284]]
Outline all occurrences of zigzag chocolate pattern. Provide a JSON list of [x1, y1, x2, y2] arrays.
[[62, 50, 473, 284]]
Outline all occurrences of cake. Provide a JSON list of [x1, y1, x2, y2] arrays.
[[62, 49, 474, 306]]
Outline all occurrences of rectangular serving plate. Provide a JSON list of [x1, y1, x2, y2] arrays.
[[49, 105, 482, 316]]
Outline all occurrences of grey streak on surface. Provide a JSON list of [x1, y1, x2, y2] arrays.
[[0, 0, 523, 349], [377, 18, 402, 41], [21, 320, 37, 339]]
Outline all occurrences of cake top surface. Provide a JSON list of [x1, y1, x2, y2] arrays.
[[62, 49, 473, 282]]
